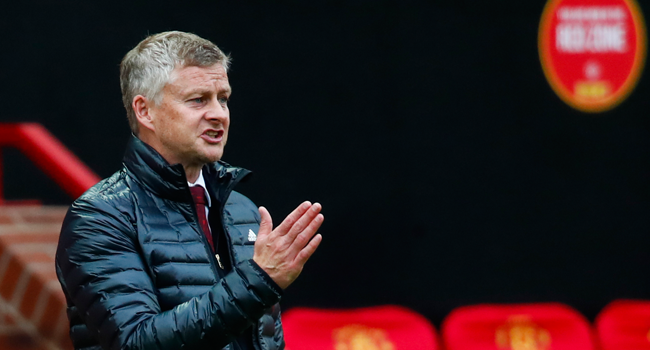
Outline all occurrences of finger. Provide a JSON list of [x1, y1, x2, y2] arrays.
[[257, 206, 273, 239], [286, 203, 322, 240], [290, 213, 323, 251], [295, 233, 323, 267], [275, 201, 312, 235]]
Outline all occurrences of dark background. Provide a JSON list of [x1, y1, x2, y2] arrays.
[[2, 0, 650, 326]]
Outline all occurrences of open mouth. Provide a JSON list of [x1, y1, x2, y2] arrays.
[[201, 130, 224, 143]]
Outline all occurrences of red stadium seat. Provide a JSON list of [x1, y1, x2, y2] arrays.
[[442, 303, 596, 350], [596, 299, 650, 350], [282, 305, 439, 350]]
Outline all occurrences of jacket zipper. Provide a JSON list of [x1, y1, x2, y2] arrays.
[[187, 167, 251, 278], [218, 180, 241, 270], [216, 170, 265, 350], [188, 167, 265, 348], [210, 167, 251, 271]]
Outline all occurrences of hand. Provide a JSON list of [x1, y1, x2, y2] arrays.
[[253, 201, 324, 290]]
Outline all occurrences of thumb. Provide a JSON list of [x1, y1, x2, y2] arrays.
[[258, 206, 273, 239]]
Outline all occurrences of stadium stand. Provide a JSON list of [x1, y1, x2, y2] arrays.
[[0, 123, 99, 350], [282, 305, 439, 350], [442, 303, 596, 350], [596, 299, 650, 350], [0, 205, 71, 350]]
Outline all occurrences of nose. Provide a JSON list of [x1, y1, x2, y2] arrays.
[[204, 98, 228, 122]]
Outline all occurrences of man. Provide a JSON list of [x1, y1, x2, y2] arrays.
[[55, 31, 323, 350]]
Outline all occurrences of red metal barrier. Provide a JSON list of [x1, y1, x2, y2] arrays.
[[0, 123, 100, 203]]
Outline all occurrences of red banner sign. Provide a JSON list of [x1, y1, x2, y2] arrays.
[[539, 0, 646, 112]]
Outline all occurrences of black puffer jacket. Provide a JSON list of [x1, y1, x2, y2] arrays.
[[55, 136, 284, 350]]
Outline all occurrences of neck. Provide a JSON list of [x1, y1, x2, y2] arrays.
[[137, 131, 204, 183], [185, 166, 202, 183]]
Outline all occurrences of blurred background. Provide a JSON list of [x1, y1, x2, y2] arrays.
[[1, 0, 650, 348]]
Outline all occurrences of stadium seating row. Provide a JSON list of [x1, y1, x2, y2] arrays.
[[282, 300, 650, 350]]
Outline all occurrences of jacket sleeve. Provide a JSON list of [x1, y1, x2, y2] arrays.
[[56, 197, 282, 350]]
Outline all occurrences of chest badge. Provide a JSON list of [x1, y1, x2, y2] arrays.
[[248, 229, 257, 242]]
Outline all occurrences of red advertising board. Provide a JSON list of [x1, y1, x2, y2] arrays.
[[539, 0, 646, 112]]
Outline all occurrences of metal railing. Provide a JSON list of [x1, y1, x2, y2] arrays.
[[0, 123, 100, 204]]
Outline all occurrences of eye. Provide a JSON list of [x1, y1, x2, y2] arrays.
[[218, 97, 229, 106], [190, 97, 204, 104]]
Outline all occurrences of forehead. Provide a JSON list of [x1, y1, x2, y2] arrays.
[[167, 64, 230, 94]]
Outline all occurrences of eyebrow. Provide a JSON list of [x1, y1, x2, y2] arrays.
[[182, 86, 232, 97]]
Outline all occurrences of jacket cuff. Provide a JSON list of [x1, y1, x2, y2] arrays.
[[236, 260, 283, 306], [248, 259, 284, 295]]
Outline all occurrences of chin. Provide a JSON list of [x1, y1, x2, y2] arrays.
[[200, 151, 223, 164], [193, 144, 221, 161]]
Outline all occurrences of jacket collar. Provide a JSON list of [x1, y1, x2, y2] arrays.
[[122, 135, 251, 203]]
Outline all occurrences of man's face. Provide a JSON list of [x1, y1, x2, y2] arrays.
[[147, 64, 231, 169]]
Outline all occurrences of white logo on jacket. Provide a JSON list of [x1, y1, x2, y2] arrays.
[[248, 229, 257, 242]]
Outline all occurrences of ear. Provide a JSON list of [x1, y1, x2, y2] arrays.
[[133, 95, 156, 133]]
